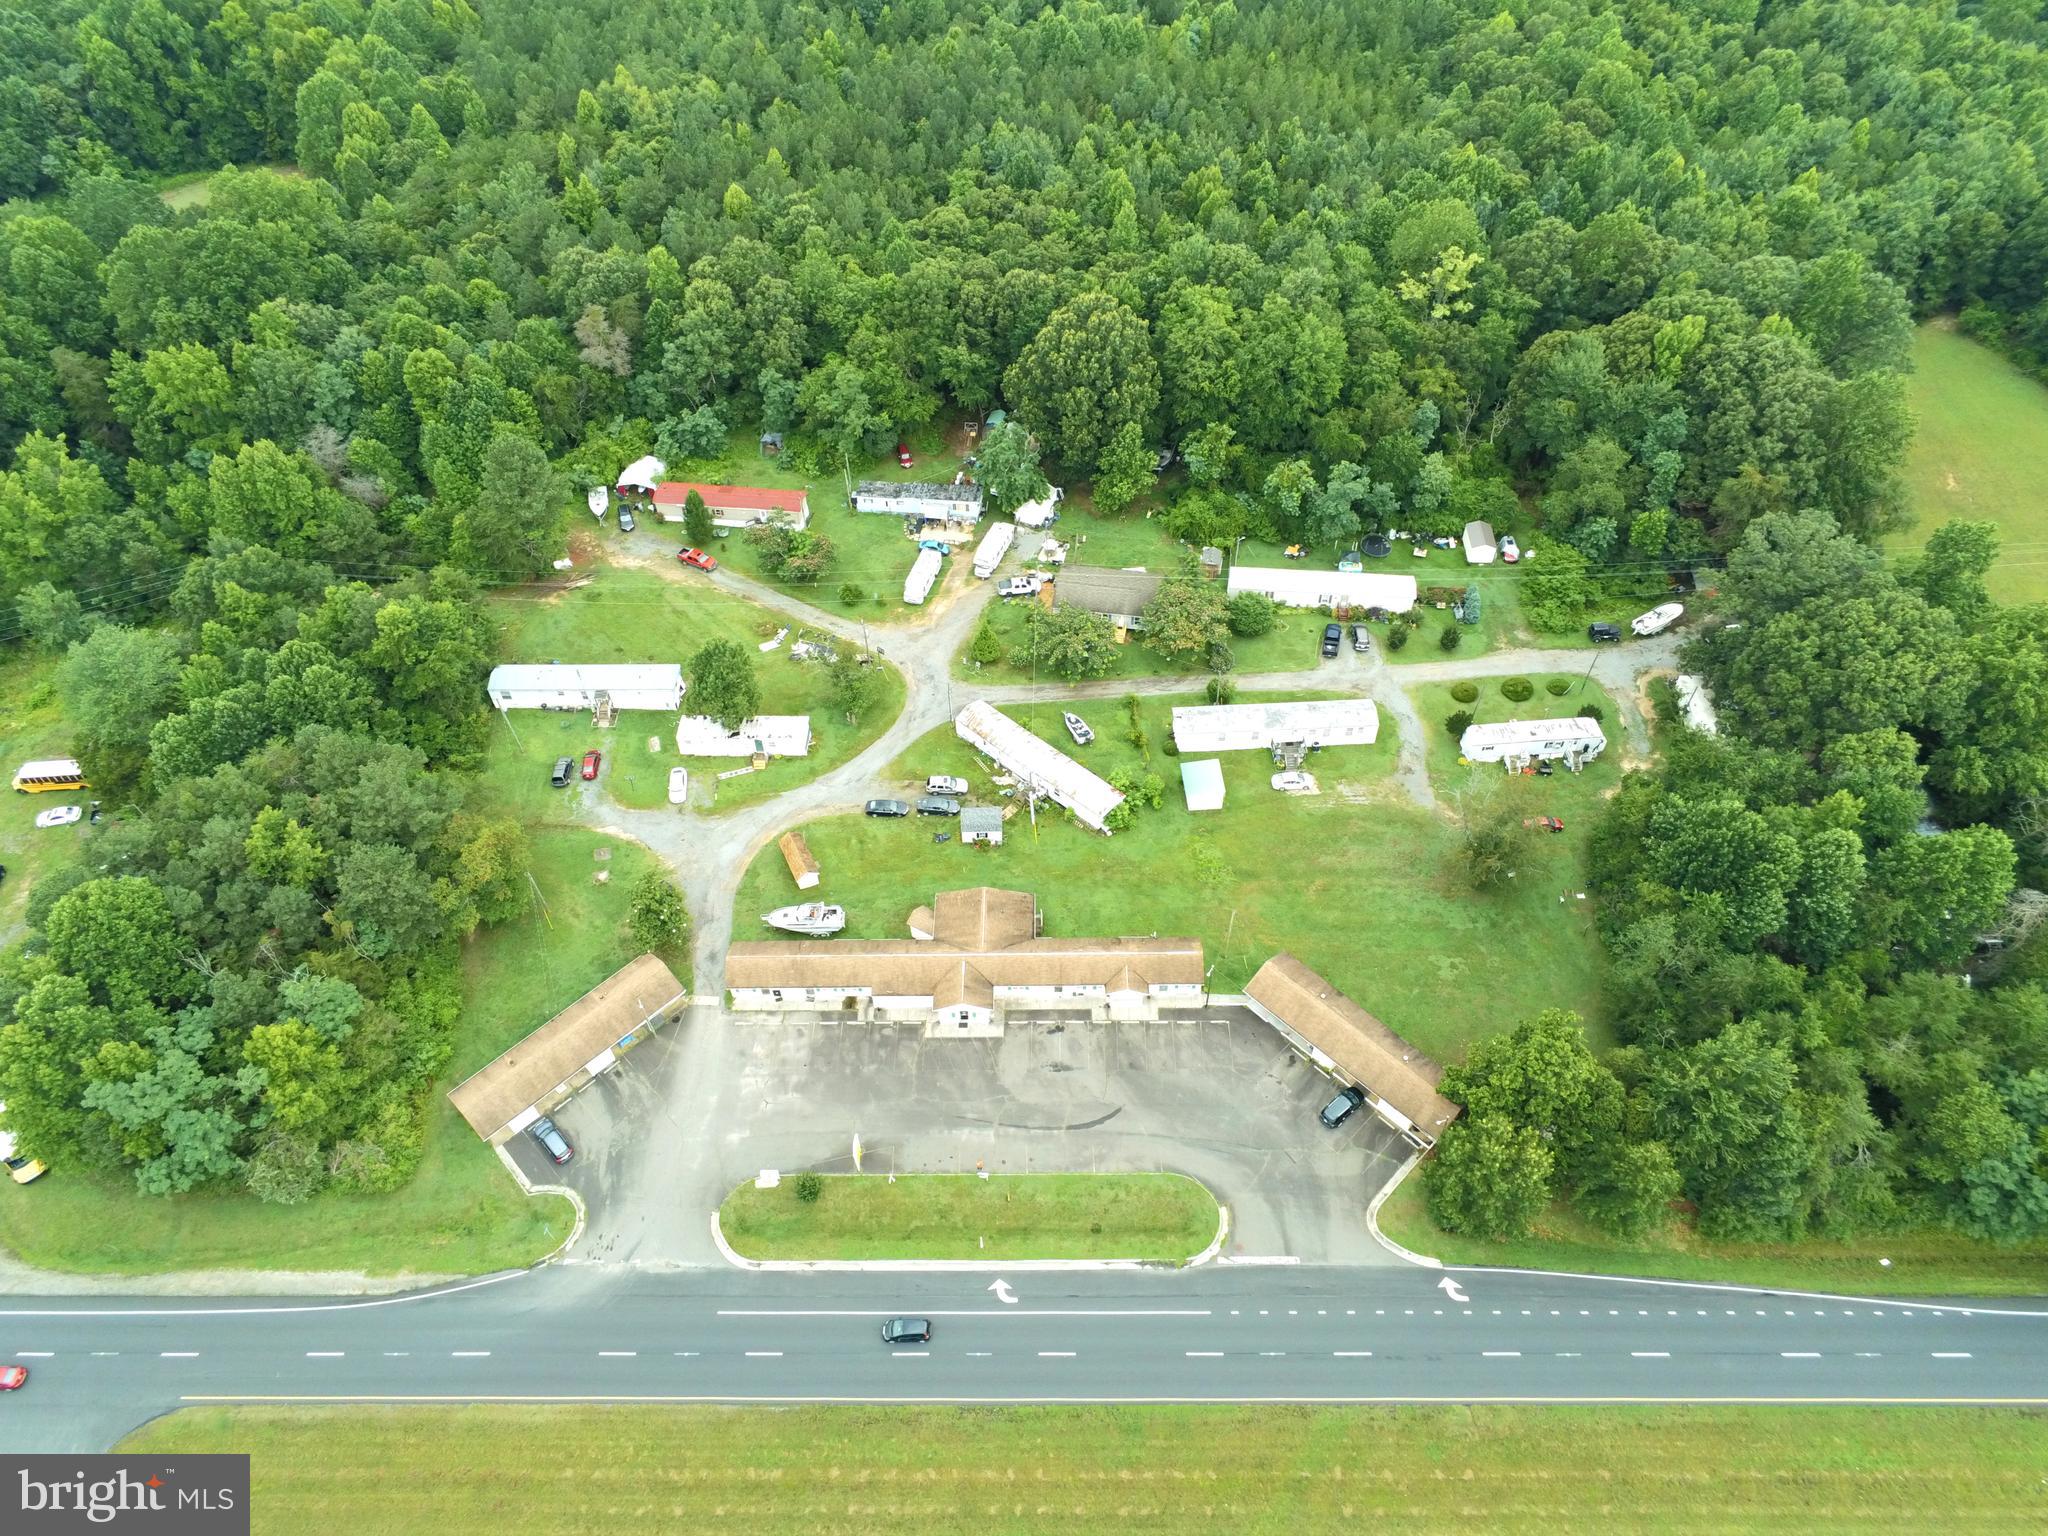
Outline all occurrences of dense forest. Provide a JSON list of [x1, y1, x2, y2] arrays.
[[2, 0, 2046, 1237]]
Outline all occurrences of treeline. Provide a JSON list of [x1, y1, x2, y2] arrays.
[[1429, 513, 2048, 1247]]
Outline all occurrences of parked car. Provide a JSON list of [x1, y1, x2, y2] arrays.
[[881, 1317, 932, 1345], [0, 1101, 47, 1185], [916, 795, 961, 816], [997, 573, 1042, 598], [865, 799, 911, 818], [925, 775, 970, 797], [617, 506, 636, 533], [33, 805, 81, 829], [1587, 621, 1623, 643], [550, 757, 575, 788], [1632, 602, 1684, 637], [580, 750, 601, 781], [1526, 815, 1565, 833], [0, 1364, 27, 1391], [1350, 624, 1370, 653], [668, 766, 689, 805], [1499, 534, 1519, 563], [527, 1115, 573, 1165], [1320, 623, 1342, 659], [1271, 771, 1318, 794], [896, 442, 914, 467], [1318, 1085, 1366, 1129], [678, 547, 717, 571]]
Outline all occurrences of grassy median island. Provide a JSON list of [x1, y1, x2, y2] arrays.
[[719, 1172, 1219, 1262], [123, 1404, 2048, 1534]]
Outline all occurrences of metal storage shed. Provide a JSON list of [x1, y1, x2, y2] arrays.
[[1179, 758, 1226, 812], [954, 700, 1125, 834], [779, 830, 821, 890], [961, 806, 1004, 845], [1462, 520, 1498, 564]]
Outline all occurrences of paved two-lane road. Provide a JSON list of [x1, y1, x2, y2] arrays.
[[7, 1265, 2045, 1452]]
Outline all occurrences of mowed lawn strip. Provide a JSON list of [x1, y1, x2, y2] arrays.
[[0, 652, 82, 942], [719, 1173, 1219, 1261], [1894, 321, 2048, 604], [742, 692, 1609, 1060], [121, 1404, 2048, 1535], [1378, 1175, 2048, 1298]]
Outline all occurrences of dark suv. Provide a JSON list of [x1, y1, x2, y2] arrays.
[[1318, 1086, 1366, 1129], [549, 757, 574, 788], [1588, 621, 1622, 643], [527, 1115, 573, 1164], [1320, 623, 1342, 659]]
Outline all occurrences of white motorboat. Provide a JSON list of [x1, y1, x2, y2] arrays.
[[1062, 711, 1094, 746], [762, 904, 846, 936]]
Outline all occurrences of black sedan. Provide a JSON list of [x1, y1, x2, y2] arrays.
[[865, 799, 911, 817]]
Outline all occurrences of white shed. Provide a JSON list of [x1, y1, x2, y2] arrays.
[[674, 714, 813, 757], [1459, 717, 1607, 771], [1180, 758, 1226, 812], [954, 700, 1125, 834], [1171, 699, 1380, 753], [904, 546, 945, 605], [487, 664, 684, 713], [1226, 565, 1418, 613], [1462, 520, 1497, 564]]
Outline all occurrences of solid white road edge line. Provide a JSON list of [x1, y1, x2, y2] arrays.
[[0, 1268, 531, 1320]]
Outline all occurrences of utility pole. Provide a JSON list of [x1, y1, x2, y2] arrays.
[[1575, 654, 1599, 694]]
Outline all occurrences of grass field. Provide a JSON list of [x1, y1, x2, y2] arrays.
[[1895, 321, 2048, 604], [488, 564, 902, 813], [736, 692, 1613, 1061], [959, 585, 1330, 684], [1378, 1177, 2048, 1298], [121, 1403, 2048, 1534], [0, 653, 83, 944], [719, 1172, 1219, 1261]]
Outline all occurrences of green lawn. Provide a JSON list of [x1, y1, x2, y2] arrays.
[[959, 588, 1329, 684], [122, 1404, 2048, 1534], [1379, 1177, 2048, 1298], [738, 693, 1610, 1061], [1895, 320, 2048, 604], [489, 565, 902, 813], [719, 1172, 1219, 1261], [0, 652, 83, 945]]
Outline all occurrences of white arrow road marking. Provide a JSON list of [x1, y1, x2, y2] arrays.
[[1437, 1276, 1469, 1303], [988, 1279, 1019, 1305]]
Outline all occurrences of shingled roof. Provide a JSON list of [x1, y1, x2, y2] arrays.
[[1246, 954, 1461, 1139]]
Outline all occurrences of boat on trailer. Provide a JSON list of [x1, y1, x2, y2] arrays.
[[762, 903, 846, 936]]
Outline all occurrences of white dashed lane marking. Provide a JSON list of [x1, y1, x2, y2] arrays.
[[598, 1351, 636, 1357]]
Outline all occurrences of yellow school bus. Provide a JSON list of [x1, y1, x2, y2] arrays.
[[11, 757, 87, 793]]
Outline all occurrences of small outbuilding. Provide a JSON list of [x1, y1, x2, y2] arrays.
[[1461, 520, 1498, 564], [961, 806, 1004, 845], [616, 455, 666, 495], [1199, 546, 1224, 578], [1179, 758, 1226, 812], [1458, 717, 1607, 772], [759, 431, 783, 455], [487, 664, 684, 713], [447, 954, 687, 1144], [675, 714, 813, 758], [779, 830, 821, 890]]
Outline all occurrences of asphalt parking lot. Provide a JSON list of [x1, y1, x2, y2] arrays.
[[518, 1004, 1413, 1267]]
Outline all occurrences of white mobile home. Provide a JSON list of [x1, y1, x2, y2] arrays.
[[487, 664, 684, 713], [972, 521, 1016, 578], [1459, 717, 1607, 771], [674, 714, 813, 758], [1226, 565, 1418, 613], [954, 700, 1124, 834], [1171, 699, 1380, 753], [853, 480, 985, 521], [903, 546, 945, 605]]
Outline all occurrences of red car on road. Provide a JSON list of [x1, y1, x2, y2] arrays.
[[0, 1364, 28, 1391], [581, 751, 601, 781], [678, 547, 717, 572]]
